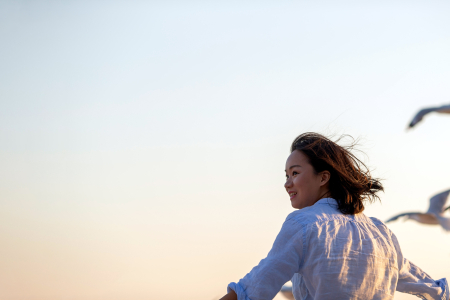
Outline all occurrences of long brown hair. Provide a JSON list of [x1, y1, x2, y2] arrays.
[[290, 132, 383, 215]]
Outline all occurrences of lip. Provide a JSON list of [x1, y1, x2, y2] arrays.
[[288, 191, 297, 200]]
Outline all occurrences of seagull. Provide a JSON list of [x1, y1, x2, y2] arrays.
[[408, 104, 450, 129], [385, 189, 450, 231]]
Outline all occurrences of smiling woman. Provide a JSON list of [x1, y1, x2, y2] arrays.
[[219, 133, 449, 300], [285, 150, 330, 210], [287, 132, 383, 214]]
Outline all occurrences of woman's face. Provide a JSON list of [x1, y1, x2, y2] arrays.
[[284, 150, 329, 209]]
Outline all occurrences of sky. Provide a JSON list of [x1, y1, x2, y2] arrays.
[[1, 1, 450, 300]]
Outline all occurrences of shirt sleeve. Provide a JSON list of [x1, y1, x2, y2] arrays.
[[227, 217, 304, 300], [391, 232, 449, 300]]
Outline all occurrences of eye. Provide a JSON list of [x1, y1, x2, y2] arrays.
[[292, 171, 299, 176]]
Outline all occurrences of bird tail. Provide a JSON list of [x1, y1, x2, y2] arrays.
[[437, 216, 450, 231]]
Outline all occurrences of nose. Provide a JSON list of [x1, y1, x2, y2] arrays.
[[284, 177, 292, 190]]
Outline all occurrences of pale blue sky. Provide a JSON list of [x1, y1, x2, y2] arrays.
[[1, 1, 450, 299]]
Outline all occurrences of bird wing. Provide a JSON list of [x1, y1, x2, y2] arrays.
[[436, 104, 450, 114], [385, 212, 419, 223], [436, 216, 450, 231], [408, 107, 436, 128], [427, 189, 450, 215]]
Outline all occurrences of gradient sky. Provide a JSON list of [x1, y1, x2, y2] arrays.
[[1, 1, 450, 300]]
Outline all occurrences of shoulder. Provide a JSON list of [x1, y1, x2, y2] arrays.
[[369, 216, 395, 237], [285, 206, 316, 226], [368, 216, 384, 225], [369, 216, 390, 231], [285, 200, 387, 229], [284, 199, 339, 226], [271, 207, 319, 241]]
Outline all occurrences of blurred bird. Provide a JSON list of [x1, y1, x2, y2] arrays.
[[408, 104, 450, 129], [385, 189, 450, 231]]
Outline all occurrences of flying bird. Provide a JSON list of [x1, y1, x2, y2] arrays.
[[385, 189, 450, 231], [408, 104, 450, 129]]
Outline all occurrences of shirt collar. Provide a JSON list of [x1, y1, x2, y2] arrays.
[[315, 197, 338, 206]]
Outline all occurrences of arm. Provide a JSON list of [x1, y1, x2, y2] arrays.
[[224, 217, 304, 300], [391, 232, 449, 300], [396, 258, 448, 300]]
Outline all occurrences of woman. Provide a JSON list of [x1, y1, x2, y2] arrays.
[[220, 133, 448, 300]]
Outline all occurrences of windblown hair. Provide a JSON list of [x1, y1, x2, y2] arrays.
[[290, 132, 383, 215]]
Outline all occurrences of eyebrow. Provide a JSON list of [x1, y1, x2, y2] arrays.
[[285, 165, 302, 172]]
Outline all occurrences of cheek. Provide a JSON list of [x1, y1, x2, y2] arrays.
[[294, 175, 308, 187], [293, 176, 307, 189], [293, 174, 317, 193]]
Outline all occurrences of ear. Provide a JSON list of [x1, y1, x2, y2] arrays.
[[319, 170, 331, 186]]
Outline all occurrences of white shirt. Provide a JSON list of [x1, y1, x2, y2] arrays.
[[228, 198, 449, 300]]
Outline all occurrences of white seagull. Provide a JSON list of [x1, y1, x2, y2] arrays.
[[385, 189, 450, 231], [408, 104, 450, 129]]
